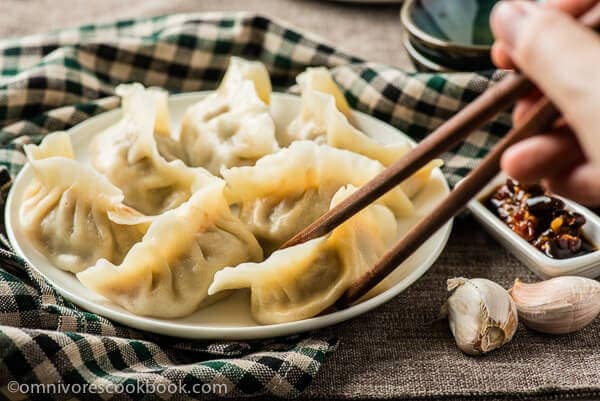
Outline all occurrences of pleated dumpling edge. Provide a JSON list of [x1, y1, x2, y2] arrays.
[[77, 179, 264, 319], [19, 132, 150, 274]]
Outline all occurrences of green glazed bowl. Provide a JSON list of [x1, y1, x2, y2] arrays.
[[400, 0, 498, 71]]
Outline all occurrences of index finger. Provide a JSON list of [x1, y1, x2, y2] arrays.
[[490, 0, 596, 69]]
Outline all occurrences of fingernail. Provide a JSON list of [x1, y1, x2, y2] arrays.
[[491, 1, 533, 49]]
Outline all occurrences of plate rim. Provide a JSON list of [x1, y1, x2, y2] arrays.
[[5, 91, 452, 340]]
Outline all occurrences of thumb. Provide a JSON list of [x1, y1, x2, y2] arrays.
[[490, 1, 600, 159]]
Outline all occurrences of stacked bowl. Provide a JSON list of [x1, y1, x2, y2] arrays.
[[400, 0, 499, 72]]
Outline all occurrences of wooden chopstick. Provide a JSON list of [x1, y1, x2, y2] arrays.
[[333, 3, 600, 308], [337, 97, 558, 307]]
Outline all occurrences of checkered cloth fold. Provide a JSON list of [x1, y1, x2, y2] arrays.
[[0, 12, 511, 399]]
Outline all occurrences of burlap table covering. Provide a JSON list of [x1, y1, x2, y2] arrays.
[[305, 216, 600, 400]]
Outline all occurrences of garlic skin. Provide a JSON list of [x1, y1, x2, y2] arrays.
[[442, 277, 518, 355], [510, 276, 600, 334]]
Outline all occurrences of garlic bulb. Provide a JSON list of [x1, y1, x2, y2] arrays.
[[509, 276, 600, 334], [442, 277, 518, 355]]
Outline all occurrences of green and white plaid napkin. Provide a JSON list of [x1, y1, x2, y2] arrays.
[[0, 12, 511, 399]]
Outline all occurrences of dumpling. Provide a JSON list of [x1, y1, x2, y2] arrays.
[[208, 185, 398, 324], [286, 69, 411, 165], [222, 140, 413, 252], [287, 68, 442, 198], [77, 180, 264, 318], [286, 88, 410, 165], [91, 83, 213, 216], [19, 132, 150, 273], [179, 57, 279, 174]]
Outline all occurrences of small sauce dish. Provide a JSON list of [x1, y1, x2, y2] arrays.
[[467, 173, 600, 279]]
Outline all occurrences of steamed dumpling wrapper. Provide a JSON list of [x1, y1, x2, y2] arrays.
[[19, 133, 150, 273], [179, 57, 279, 175], [285, 67, 410, 165], [222, 140, 413, 252], [91, 83, 213, 216], [286, 68, 443, 198], [219, 56, 271, 105], [208, 185, 398, 324], [77, 180, 264, 318], [286, 87, 412, 165], [295, 66, 355, 122]]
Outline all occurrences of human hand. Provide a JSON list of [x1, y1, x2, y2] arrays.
[[490, 0, 600, 206]]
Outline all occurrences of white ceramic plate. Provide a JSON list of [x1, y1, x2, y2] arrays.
[[5, 92, 451, 340]]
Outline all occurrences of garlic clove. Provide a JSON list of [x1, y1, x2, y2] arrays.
[[442, 277, 518, 355], [509, 276, 600, 334]]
